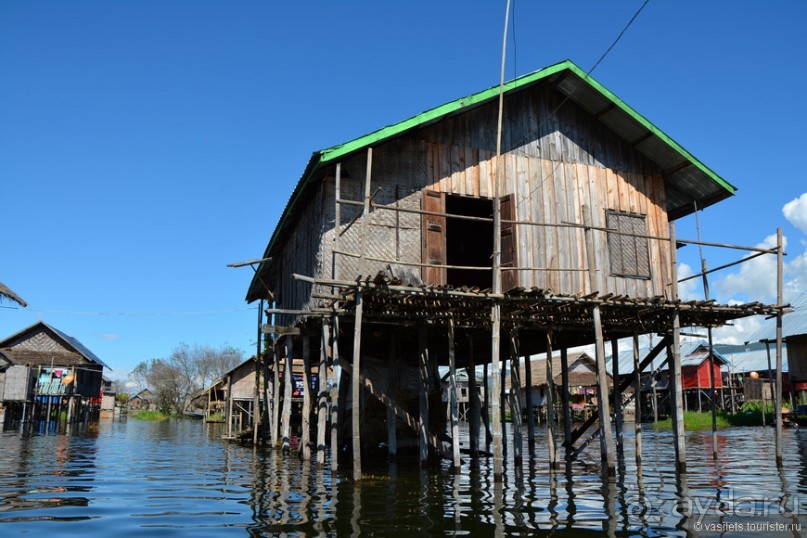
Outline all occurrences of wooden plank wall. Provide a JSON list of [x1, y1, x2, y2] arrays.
[[272, 81, 676, 319]]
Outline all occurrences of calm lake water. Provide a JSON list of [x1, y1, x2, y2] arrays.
[[0, 418, 805, 536]]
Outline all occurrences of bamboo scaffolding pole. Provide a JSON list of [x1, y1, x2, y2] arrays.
[[678, 250, 769, 284]]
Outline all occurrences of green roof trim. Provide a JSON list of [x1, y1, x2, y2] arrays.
[[316, 59, 734, 195], [247, 59, 736, 302]]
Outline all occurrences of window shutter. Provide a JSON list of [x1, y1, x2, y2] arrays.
[[607, 211, 650, 279], [422, 190, 446, 285]]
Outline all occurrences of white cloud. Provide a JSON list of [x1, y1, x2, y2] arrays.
[[783, 192, 807, 234], [677, 262, 702, 301], [96, 333, 121, 341], [711, 315, 764, 346]]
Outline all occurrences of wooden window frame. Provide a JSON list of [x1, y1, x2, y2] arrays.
[[606, 210, 651, 280]]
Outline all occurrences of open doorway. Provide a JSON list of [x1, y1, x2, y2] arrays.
[[445, 194, 493, 289]]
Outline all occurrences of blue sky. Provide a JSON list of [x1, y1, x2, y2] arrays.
[[2, 1, 806, 378]]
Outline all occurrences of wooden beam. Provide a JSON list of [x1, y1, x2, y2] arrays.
[[633, 333, 642, 465], [329, 315, 340, 472], [387, 332, 398, 460], [261, 324, 301, 336], [316, 322, 329, 466], [560, 346, 572, 461], [775, 227, 784, 466], [282, 338, 293, 452], [611, 338, 623, 456], [523, 335, 535, 455], [466, 336, 480, 457]]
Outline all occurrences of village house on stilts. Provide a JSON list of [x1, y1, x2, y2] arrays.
[[244, 60, 784, 478]]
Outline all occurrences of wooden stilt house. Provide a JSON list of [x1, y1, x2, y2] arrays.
[[245, 60, 780, 475]]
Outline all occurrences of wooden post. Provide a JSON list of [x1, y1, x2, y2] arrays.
[[418, 324, 430, 464], [330, 315, 340, 472], [482, 362, 492, 445], [523, 337, 535, 455], [272, 339, 281, 447], [611, 339, 623, 455], [226, 374, 234, 438], [352, 290, 363, 480], [491, 305, 503, 480], [316, 322, 329, 466], [509, 329, 523, 466], [633, 333, 642, 465], [254, 299, 263, 446], [668, 221, 686, 473], [545, 328, 557, 469], [387, 332, 399, 460], [560, 346, 572, 461], [263, 343, 272, 443], [282, 338, 293, 451], [448, 320, 460, 470], [466, 336, 480, 457], [775, 227, 784, 466], [301, 331, 312, 461], [584, 207, 615, 475]]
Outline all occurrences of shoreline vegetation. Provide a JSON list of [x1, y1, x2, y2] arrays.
[[131, 410, 169, 421], [652, 402, 790, 430]]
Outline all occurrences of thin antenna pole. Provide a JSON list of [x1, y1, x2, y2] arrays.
[[490, 0, 511, 483]]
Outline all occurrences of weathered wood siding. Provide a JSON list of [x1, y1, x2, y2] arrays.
[[787, 335, 807, 383], [272, 81, 675, 320]]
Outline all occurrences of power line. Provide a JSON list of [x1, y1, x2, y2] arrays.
[[514, 0, 652, 211], [1, 306, 257, 317]]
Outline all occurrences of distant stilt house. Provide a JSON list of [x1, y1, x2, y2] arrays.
[[0, 322, 107, 427], [715, 342, 790, 405], [519, 351, 609, 422], [128, 389, 155, 411], [244, 60, 782, 474]]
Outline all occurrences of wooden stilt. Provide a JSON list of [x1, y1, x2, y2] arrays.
[[226, 374, 234, 438], [584, 207, 615, 475], [482, 362, 492, 446], [254, 299, 263, 446], [448, 319, 460, 470], [775, 227, 784, 466], [263, 344, 272, 443], [466, 336, 481, 457], [387, 332, 399, 460], [272, 339, 281, 447], [351, 290, 363, 480], [301, 332, 312, 460], [418, 324, 430, 464], [330, 315, 340, 472], [509, 329, 523, 466], [523, 340, 535, 455], [491, 304, 503, 480], [633, 333, 642, 465], [316, 322, 329, 465], [669, 221, 686, 473], [560, 346, 572, 461], [282, 338, 293, 451], [500, 351, 508, 460], [611, 339, 623, 456], [546, 329, 557, 468]]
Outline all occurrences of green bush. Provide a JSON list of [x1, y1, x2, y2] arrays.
[[652, 411, 730, 430], [131, 410, 169, 421]]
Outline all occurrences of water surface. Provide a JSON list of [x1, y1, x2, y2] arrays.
[[0, 419, 805, 536]]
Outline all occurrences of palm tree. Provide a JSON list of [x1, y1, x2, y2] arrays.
[[0, 282, 27, 307]]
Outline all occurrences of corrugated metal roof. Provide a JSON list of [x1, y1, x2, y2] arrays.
[[749, 293, 807, 342], [606, 339, 728, 376], [246, 59, 736, 302], [715, 342, 789, 374]]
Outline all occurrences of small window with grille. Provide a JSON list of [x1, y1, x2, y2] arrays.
[[606, 211, 651, 279]]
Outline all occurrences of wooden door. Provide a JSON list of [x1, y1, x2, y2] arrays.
[[500, 194, 518, 291], [422, 190, 446, 285]]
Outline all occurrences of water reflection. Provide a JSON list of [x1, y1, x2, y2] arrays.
[[0, 420, 805, 536]]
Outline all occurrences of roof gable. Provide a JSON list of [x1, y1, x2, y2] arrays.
[[248, 59, 736, 302], [0, 322, 108, 369]]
